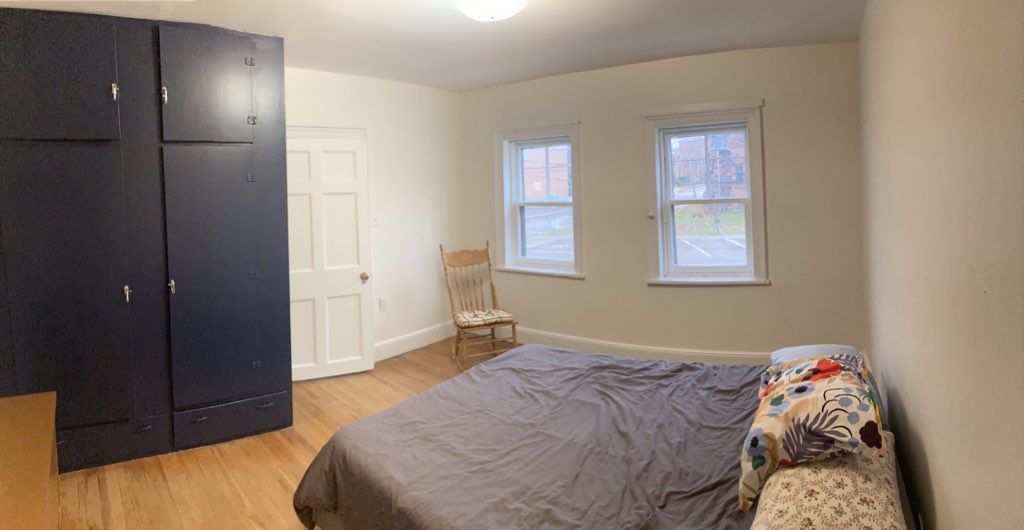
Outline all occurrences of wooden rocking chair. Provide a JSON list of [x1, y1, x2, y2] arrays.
[[439, 242, 518, 371]]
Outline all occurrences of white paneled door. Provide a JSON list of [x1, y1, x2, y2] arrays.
[[286, 128, 373, 380]]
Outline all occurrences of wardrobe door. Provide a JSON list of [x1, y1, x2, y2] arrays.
[[0, 10, 120, 140], [158, 26, 254, 142], [117, 19, 173, 418], [0, 143, 134, 428], [251, 35, 292, 396], [164, 146, 258, 408]]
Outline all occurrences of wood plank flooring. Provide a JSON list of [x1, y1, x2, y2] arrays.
[[58, 340, 460, 529]]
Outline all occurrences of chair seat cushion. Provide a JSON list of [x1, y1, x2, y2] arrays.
[[453, 309, 514, 328]]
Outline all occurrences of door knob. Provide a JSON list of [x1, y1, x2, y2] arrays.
[[360, 272, 370, 283]]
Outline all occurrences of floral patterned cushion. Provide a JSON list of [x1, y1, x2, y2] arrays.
[[759, 353, 871, 399], [739, 356, 885, 511], [752, 431, 906, 529], [770, 344, 861, 365], [453, 309, 514, 328]]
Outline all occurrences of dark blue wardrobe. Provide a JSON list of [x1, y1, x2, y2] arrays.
[[0, 8, 292, 471]]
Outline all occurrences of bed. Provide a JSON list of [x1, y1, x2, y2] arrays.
[[293, 344, 766, 529]]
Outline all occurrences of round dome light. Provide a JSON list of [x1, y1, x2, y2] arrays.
[[457, 0, 528, 22]]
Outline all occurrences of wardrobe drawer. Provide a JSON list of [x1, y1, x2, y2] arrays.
[[57, 414, 172, 472], [173, 390, 291, 449]]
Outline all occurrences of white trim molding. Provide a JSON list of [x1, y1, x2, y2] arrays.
[[494, 266, 585, 280], [644, 99, 769, 284], [647, 278, 771, 287], [516, 326, 769, 365], [371, 322, 769, 366], [493, 121, 584, 276], [374, 321, 455, 362], [286, 126, 368, 140], [641, 98, 765, 120]]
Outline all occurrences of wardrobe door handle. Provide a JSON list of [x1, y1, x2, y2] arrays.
[[136, 424, 154, 432], [190, 415, 209, 424], [255, 402, 275, 411]]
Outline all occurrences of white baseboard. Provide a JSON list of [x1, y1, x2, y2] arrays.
[[517, 326, 769, 365], [372, 322, 770, 365], [374, 322, 454, 362]]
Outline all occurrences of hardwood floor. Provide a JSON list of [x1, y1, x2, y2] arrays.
[[58, 340, 461, 529]]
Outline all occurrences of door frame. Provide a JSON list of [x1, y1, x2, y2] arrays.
[[285, 126, 374, 381]]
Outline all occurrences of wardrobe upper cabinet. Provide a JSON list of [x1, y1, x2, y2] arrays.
[[0, 10, 120, 140], [159, 26, 255, 143]]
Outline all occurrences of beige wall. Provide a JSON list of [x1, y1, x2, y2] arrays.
[[457, 43, 866, 354], [284, 68, 461, 354], [859, 1, 1024, 528]]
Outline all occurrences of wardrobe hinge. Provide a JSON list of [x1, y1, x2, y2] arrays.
[[123, 284, 133, 303], [244, 56, 256, 67], [248, 270, 260, 280], [247, 115, 258, 125], [111, 83, 119, 102], [246, 173, 256, 183], [161, 86, 169, 105]]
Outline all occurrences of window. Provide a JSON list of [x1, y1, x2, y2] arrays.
[[645, 101, 767, 284], [496, 124, 582, 276]]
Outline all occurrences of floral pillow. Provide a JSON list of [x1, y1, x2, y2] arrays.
[[759, 353, 870, 399], [739, 357, 885, 511]]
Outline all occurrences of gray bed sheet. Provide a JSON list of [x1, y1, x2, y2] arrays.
[[294, 344, 766, 529]]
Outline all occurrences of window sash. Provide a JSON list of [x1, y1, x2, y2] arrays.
[[658, 121, 757, 277], [511, 202, 575, 267], [496, 123, 583, 276], [512, 200, 572, 208], [512, 139, 577, 268], [662, 198, 753, 276]]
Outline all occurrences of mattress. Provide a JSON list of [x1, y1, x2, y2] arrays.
[[293, 344, 766, 529]]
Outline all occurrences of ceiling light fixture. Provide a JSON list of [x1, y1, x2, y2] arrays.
[[457, 0, 528, 22]]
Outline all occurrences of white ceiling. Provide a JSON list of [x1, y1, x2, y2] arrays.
[[1, 0, 866, 91]]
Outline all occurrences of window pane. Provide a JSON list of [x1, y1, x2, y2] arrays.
[[669, 134, 707, 200], [546, 145, 571, 200], [672, 202, 748, 267], [520, 205, 574, 262], [669, 129, 748, 200], [520, 143, 571, 202]]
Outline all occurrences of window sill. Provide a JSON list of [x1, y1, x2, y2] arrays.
[[495, 266, 585, 280], [647, 277, 771, 287]]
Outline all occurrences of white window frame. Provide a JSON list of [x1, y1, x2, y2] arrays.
[[494, 123, 583, 278], [644, 100, 768, 285]]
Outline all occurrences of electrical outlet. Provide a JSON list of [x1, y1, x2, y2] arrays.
[[378, 297, 387, 312]]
